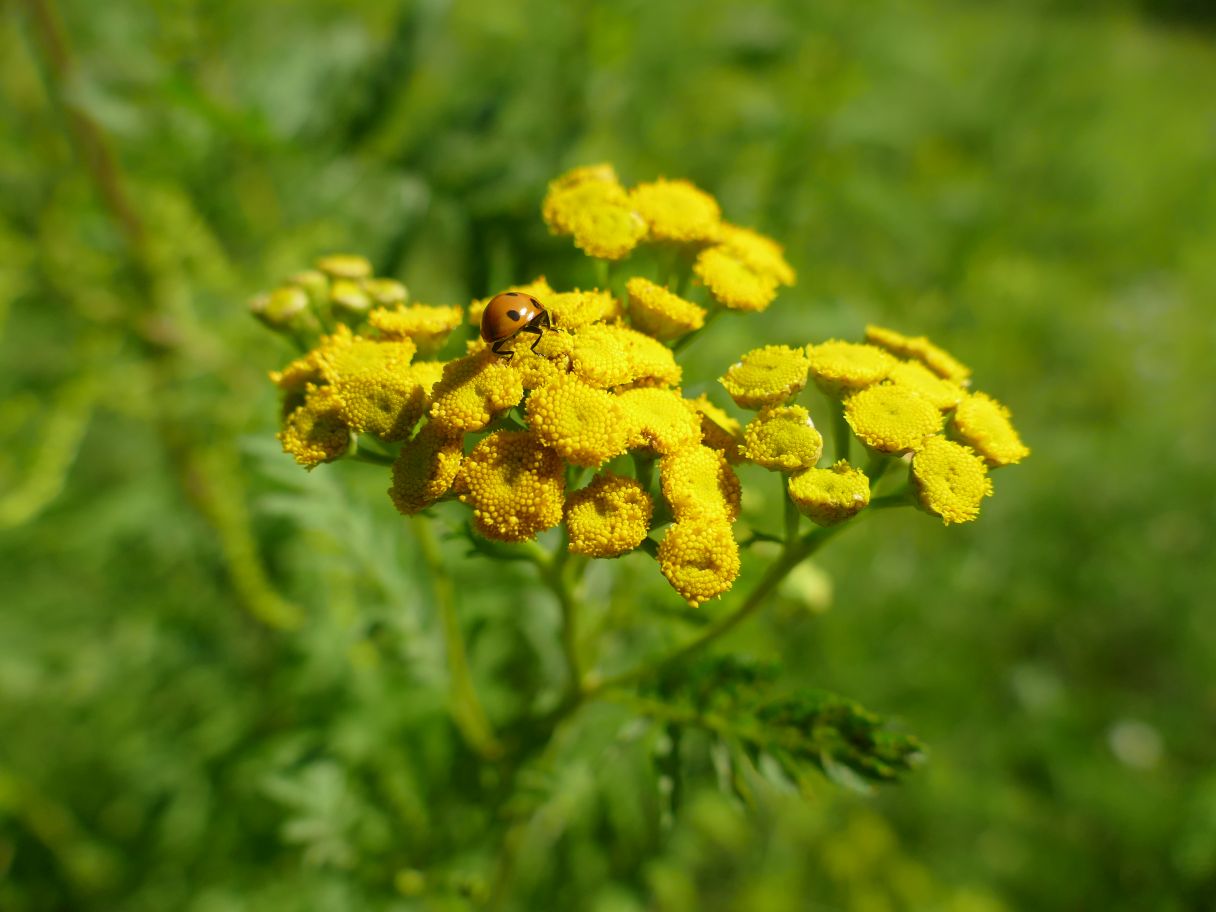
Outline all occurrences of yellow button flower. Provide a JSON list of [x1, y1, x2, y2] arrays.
[[658, 520, 740, 607], [844, 384, 943, 454], [717, 223, 796, 286], [720, 344, 810, 409], [659, 444, 742, 523], [526, 375, 629, 467], [694, 245, 779, 312], [270, 349, 323, 394], [951, 392, 1030, 467], [740, 405, 824, 472], [617, 388, 703, 456], [309, 329, 425, 441], [369, 303, 463, 356], [315, 253, 373, 280], [389, 423, 463, 515], [689, 394, 743, 462], [428, 351, 525, 434], [455, 430, 565, 542], [806, 340, 898, 397], [865, 324, 971, 384], [571, 323, 682, 390], [278, 387, 350, 468], [629, 178, 722, 244], [626, 276, 706, 341], [787, 460, 870, 526], [544, 179, 646, 261], [887, 360, 966, 411], [545, 288, 621, 330], [911, 436, 993, 525], [565, 473, 653, 558]]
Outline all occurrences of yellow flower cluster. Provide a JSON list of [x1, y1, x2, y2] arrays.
[[455, 431, 566, 542], [740, 405, 824, 472], [788, 461, 871, 526]]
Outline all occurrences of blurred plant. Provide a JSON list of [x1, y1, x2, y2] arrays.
[[251, 164, 1029, 896]]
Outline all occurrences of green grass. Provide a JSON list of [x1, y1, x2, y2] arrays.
[[2, 1, 1215, 909]]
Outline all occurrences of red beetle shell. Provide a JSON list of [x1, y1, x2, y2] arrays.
[[480, 291, 547, 343]]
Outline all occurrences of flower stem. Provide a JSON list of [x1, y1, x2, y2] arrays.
[[672, 305, 724, 354], [832, 398, 851, 464], [588, 522, 850, 694], [531, 531, 585, 706], [783, 480, 801, 544], [411, 516, 503, 760]]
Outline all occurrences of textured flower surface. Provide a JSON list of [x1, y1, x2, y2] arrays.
[[543, 171, 646, 260], [618, 388, 702, 456], [526, 375, 628, 468], [658, 520, 740, 607], [806, 340, 897, 397], [455, 430, 566, 542], [887, 360, 966, 411], [630, 178, 722, 243], [716, 223, 796, 286], [659, 444, 742, 523], [720, 344, 810, 409], [389, 424, 463, 516], [844, 384, 943, 454], [690, 394, 743, 462], [369, 303, 463, 355], [911, 436, 993, 524], [626, 277, 706, 340], [428, 352, 525, 434], [788, 461, 871, 526], [951, 392, 1031, 466], [740, 405, 824, 472], [565, 474, 653, 558], [694, 245, 779, 312]]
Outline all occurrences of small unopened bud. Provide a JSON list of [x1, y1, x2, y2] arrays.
[[250, 286, 319, 333], [330, 278, 371, 317], [316, 253, 372, 280], [288, 269, 329, 308], [363, 277, 409, 307]]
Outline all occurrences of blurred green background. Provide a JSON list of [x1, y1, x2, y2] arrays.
[[3, 0, 1215, 909]]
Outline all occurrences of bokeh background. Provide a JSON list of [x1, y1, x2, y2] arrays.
[[3, 0, 1215, 909]]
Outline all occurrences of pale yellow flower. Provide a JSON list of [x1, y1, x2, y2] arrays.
[[951, 392, 1030, 466], [570, 323, 682, 390], [911, 436, 992, 524], [717, 223, 796, 286], [844, 384, 943, 454], [806, 341, 898, 397], [886, 360, 966, 411], [694, 245, 779, 312], [740, 405, 824, 472], [629, 178, 722, 244], [626, 276, 706, 341], [720, 344, 810, 409], [787, 461, 870, 526], [865, 324, 971, 384], [369, 303, 463, 356], [617, 387, 703, 456]]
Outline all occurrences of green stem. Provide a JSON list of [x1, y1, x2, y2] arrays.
[[412, 516, 502, 760], [672, 305, 724, 354], [594, 257, 610, 290], [832, 398, 851, 464], [589, 523, 850, 694], [632, 451, 655, 493], [865, 450, 890, 482], [533, 533, 585, 705], [783, 479, 800, 544]]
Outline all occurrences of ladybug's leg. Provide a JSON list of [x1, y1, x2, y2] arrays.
[[534, 310, 552, 329], [520, 324, 544, 354], [491, 338, 515, 359]]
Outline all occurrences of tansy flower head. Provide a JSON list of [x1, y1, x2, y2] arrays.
[[570, 323, 682, 390], [787, 461, 870, 526], [717, 223, 796, 286], [911, 436, 993, 525], [951, 392, 1030, 467], [806, 340, 898, 397], [658, 520, 740, 607], [720, 344, 810, 409], [309, 330, 423, 439], [455, 430, 565, 542], [844, 384, 943, 455], [369, 303, 463, 356], [694, 245, 779, 312], [626, 276, 706, 341], [564, 473, 653, 558], [629, 178, 722, 244], [316, 253, 373, 280], [278, 387, 350, 468], [389, 423, 463, 515], [544, 288, 621, 330], [617, 387, 703, 456], [690, 394, 743, 462], [659, 444, 742, 523], [740, 405, 824, 473], [544, 178, 646, 261], [271, 349, 324, 394], [865, 324, 971, 384], [887, 359, 966, 411], [526, 375, 629, 468], [428, 351, 525, 434]]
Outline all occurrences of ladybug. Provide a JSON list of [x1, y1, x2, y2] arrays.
[[480, 291, 552, 359]]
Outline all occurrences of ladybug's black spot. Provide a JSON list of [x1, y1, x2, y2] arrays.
[[506, 309, 521, 321]]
